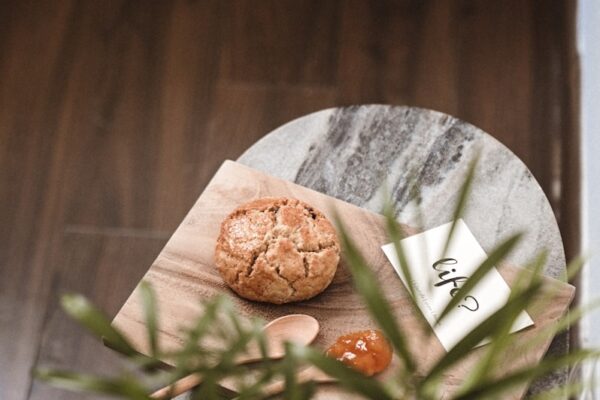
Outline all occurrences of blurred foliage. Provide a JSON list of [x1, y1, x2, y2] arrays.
[[35, 160, 599, 399]]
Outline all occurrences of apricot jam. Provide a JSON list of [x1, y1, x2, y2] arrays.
[[326, 329, 393, 376]]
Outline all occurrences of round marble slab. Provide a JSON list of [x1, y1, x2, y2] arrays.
[[239, 105, 565, 279], [237, 105, 568, 397]]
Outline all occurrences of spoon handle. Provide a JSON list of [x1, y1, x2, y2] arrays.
[[150, 352, 260, 399], [254, 366, 335, 398], [150, 373, 202, 399], [149, 313, 319, 399]]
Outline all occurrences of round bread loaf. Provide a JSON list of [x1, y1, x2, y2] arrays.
[[214, 197, 340, 304]]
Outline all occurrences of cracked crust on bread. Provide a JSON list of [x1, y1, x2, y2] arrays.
[[214, 197, 340, 304]]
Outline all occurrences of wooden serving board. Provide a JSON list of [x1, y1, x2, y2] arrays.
[[112, 160, 575, 399]]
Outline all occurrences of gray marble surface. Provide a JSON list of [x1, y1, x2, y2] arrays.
[[237, 105, 569, 397], [239, 105, 565, 281]]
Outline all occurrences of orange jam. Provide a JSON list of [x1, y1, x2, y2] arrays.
[[326, 329, 393, 376]]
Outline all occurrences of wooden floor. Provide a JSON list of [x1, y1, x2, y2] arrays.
[[0, 1, 578, 399]]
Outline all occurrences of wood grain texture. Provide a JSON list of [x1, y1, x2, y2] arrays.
[[0, 1, 578, 399], [28, 232, 166, 400], [112, 161, 575, 399]]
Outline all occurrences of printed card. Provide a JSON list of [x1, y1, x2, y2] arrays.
[[381, 219, 534, 351]]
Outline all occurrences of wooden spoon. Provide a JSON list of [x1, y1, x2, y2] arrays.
[[151, 314, 320, 399]]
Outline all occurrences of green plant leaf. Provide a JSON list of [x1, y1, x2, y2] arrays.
[[33, 369, 149, 399], [335, 215, 416, 374], [436, 233, 522, 324], [455, 252, 547, 393], [280, 342, 313, 400], [231, 364, 280, 400], [379, 170, 423, 299], [383, 201, 414, 298], [36, 179, 599, 400], [441, 154, 479, 258], [510, 251, 548, 299], [61, 293, 138, 357], [139, 281, 159, 358], [382, 201, 432, 337], [522, 298, 600, 352], [177, 296, 228, 363], [527, 381, 585, 400], [452, 349, 600, 400], [567, 253, 588, 282], [292, 345, 394, 400], [423, 281, 542, 387]]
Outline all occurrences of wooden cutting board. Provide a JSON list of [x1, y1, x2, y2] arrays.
[[111, 160, 574, 399]]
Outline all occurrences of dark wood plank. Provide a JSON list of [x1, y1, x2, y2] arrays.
[[453, 0, 536, 165], [200, 81, 337, 180], [336, 0, 419, 105], [0, 1, 79, 398], [28, 232, 166, 400], [217, 0, 339, 85], [53, 0, 179, 230]]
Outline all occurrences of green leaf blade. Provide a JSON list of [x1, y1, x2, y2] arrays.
[[139, 281, 159, 358], [437, 233, 522, 324], [453, 349, 600, 400], [61, 294, 137, 357], [441, 154, 480, 258], [335, 215, 417, 374], [34, 369, 149, 399], [424, 281, 542, 385], [293, 345, 394, 400]]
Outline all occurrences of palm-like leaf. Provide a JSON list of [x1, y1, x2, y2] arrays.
[[441, 154, 479, 258], [292, 345, 394, 400], [457, 251, 548, 392], [453, 349, 600, 400], [335, 214, 417, 375], [436, 233, 522, 324], [423, 281, 542, 386], [35, 154, 599, 399], [139, 282, 159, 358], [61, 294, 138, 357], [33, 369, 149, 399]]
